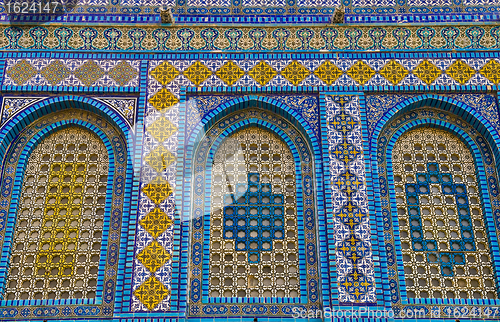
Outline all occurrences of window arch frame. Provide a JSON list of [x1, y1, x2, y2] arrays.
[[375, 108, 500, 309], [0, 107, 131, 316], [186, 108, 321, 316]]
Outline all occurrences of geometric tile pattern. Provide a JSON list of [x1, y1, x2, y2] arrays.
[[75, 61, 106, 87], [375, 107, 500, 316], [314, 61, 343, 85], [144, 58, 500, 93], [151, 61, 180, 86], [280, 60, 310, 86], [146, 116, 178, 143], [209, 128, 299, 298], [326, 95, 375, 303], [248, 61, 278, 86], [379, 60, 409, 86], [139, 208, 173, 239], [1, 25, 500, 52], [133, 276, 170, 311], [393, 128, 497, 300], [4, 59, 140, 87], [134, 58, 180, 311], [446, 60, 476, 85], [40, 60, 70, 86], [6, 58, 500, 90], [134, 146, 176, 312], [145, 145, 176, 173], [108, 61, 140, 86], [0, 109, 128, 318], [148, 89, 179, 112], [480, 59, 500, 85], [216, 61, 245, 86], [412, 60, 442, 85], [135, 166, 175, 311], [4, 127, 107, 301], [6, 59, 37, 86], [183, 61, 212, 86]]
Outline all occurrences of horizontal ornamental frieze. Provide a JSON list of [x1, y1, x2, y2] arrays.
[[0, 24, 498, 52]]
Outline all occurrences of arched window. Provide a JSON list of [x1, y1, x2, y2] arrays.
[[187, 106, 320, 315], [4, 127, 108, 300], [208, 127, 299, 298], [392, 127, 497, 299]]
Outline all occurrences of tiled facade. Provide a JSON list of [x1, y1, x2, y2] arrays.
[[0, 2, 500, 321]]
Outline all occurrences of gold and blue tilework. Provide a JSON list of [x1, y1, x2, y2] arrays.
[[4, 127, 107, 300], [209, 128, 300, 298]]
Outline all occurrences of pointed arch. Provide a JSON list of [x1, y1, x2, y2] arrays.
[[373, 104, 500, 309], [0, 103, 133, 317], [175, 94, 327, 313], [183, 106, 322, 316]]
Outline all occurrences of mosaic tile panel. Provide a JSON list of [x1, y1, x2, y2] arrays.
[[393, 127, 497, 300], [375, 107, 500, 317], [365, 93, 500, 141], [0, 25, 499, 52], [131, 85, 323, 311], [0, 109, 128, 319], [208, 128, 300, 298], [3, 59, 140, 87], [185, 108, 320, 316], [131, 60, 179, 312], [0, 96, 138, 128], [133, 56, 499, 311], [325, 95, 375, 303], [4, 127, 107, 301], [1, 0, 495, 24]]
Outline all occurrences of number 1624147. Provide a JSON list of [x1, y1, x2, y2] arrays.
[[4, 1, 64, 14]]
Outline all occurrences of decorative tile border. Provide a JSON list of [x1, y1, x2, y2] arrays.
[[323, 94, 375, 303], [3, 59, 140, 87], [0, 96, 138, 127], [0, 24, 499, 53], [0, 0, 498, 24]]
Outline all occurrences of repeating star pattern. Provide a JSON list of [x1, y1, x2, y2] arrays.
[[24, 55, 491, 312]]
